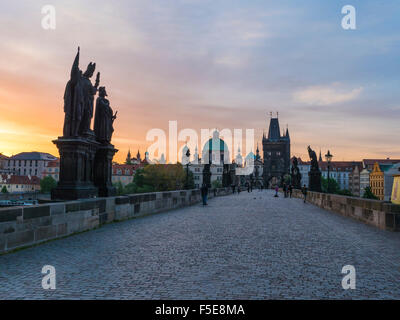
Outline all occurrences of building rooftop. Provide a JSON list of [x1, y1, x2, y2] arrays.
[[10, 152, 57, 161], [0, 174, 40, 185]]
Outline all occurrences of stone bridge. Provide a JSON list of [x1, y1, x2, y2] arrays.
[[0, 190, 400, 299]]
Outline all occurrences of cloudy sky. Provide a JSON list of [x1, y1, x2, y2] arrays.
[[0, 0, 399, 162]]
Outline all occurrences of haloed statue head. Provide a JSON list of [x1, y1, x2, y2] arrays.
[[99, 86, 108, 97], [83, 62, 96, 78]]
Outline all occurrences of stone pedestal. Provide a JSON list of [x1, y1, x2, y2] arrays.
[[308, 170, 322, 192], [51, 137, 100, 200], [94, 144, 118, 197]]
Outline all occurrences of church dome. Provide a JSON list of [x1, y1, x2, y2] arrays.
[[203, 138, 228, 152]]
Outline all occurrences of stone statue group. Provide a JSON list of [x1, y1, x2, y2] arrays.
[[63, 47, 117, 144]]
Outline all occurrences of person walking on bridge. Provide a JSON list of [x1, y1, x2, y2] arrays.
[[302, 184, 308, 203], [288, 184, 293, 198], [201, 183, 208, 206]]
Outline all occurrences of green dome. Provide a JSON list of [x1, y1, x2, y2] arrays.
[[203, 138, 228, 152]]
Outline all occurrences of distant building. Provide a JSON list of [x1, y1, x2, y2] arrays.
[[262, 117, 290, 188], [384, 163, 400, 201], [0, 153, 9, 173], [295, 157, 362, 194], [188, 130, 229, 188], [349, 164, 362, 196], [0, 174, 40, 193], [112, 164, 137, 186], [319, 161, 360, 191], [296, 157, 310, 187], [370, 162, 385, 200], [202, 130, 230, 165], [5, 152, 57, 179], [42, 159, 60, 181], [362, 159, 400, 171], [125, 149, 141, 165], [391, 174, 400, 205], [359, 167, 371, 197]]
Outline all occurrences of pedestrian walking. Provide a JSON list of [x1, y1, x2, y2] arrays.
[[274, 185, 279, 197], [231, 184, 236, 194], [201, 183, 208, 206], [288, 184, 293, 198], [301, 184, 308, 203], [283, 183, 287, 198]]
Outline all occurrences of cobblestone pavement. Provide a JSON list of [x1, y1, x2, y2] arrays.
[[1, 190, 400, 299]]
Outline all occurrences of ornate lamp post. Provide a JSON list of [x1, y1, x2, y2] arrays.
[[325, 150, 333, 193], [185, 148, 191, 189]]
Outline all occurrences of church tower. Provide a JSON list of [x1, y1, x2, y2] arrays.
[[262, 114, 290, 187], [125, 149, 132, 165]]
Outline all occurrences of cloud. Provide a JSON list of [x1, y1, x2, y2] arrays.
[[293, 83, 363, 106]]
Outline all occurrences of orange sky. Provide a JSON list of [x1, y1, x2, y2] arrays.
[[1, 1, 399, 163]]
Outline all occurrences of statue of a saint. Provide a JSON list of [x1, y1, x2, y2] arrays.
[[307, 146, 319, 171], [291, 156, 302, 188], [79, 64, 100, 135], [63, 47, 100, 137], [63, 47, 84, 137], [94, 87, 117, 143]]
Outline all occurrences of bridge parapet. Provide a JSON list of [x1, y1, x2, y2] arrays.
[[290, 189, 400, 231], [0, 187, 231, 254]]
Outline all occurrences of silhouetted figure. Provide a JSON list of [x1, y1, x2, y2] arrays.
[[63, 47, 100, 137], [94, 87, 117, 143], [283, 183, 287, 198], [201, 183, 208, 206], [231, 184, 236, 194], [274, 185, 279, 197], [302, 184, 308, 203], [288, 184, 293, 198], [63, 47, 84, 137]]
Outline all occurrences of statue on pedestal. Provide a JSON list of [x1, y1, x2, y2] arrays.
[[62, 47, 99, 138], [307, 146, 322, 192], [291, 157, 302, 189], [52, 48, 118, 200]]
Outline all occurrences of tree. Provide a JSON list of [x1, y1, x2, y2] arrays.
[[123, 182, 137, 194], [212, 180, 222, 189], [40, 176, 57, 193], [321, 176, 340, 194], [337, 189, 353, 197], [129, 164, 188, 193], [113, 181, 124, 196], [1, 186, 8, 193], [283, 173, 291, 185], [362, 186, 379, 200], [186, 169, 195, 189]]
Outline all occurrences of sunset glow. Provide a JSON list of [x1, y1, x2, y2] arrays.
[[0, 0, 399, 163]]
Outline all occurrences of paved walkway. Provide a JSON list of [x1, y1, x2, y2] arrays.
[[1, 190, 400, 299]]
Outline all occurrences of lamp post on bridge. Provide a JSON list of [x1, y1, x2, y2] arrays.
[[325, 150, 333, 193], [185, 148, 191, 190]]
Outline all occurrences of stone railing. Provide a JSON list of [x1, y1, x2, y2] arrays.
[[289, 189, 400, 231], [0, 187, 232, 254]]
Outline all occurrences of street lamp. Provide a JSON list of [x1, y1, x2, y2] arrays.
[[325, 150, 333, 193], [185, 148, 191, 190]]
